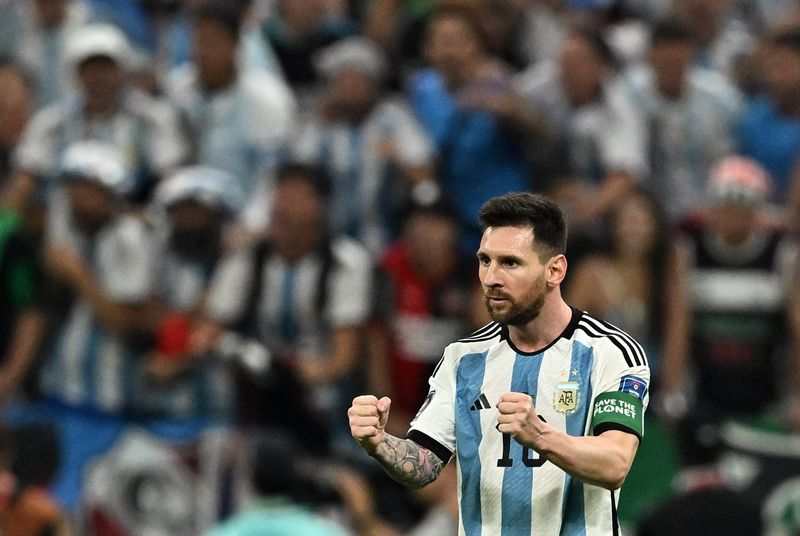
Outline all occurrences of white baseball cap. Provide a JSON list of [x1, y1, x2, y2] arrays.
[[314, 37, 388, 81], [708, 156, 772, 206], [60, 140, 133, 196], [65, 23, 133, 70], [154, 166, 244, 216]]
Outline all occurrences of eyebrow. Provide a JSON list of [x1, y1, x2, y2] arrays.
[[476, 252, 525, 264]]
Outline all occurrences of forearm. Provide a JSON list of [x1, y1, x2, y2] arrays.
[[0, 310, 46, 398], [74, 276, 150, 336], [370, 434, 445, 489], [533, 429, 637, 490], [585, 172, 635, 220]]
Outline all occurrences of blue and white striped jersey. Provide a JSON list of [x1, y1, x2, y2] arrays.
[[409, 308, 650, 536]]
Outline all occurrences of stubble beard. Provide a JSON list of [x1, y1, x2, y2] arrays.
[[484, 275, 547, 327]]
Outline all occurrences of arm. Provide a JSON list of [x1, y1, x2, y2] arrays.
[[660, 241, 692, 397], [348, 395, 446, 489], [45, 247, 155, 337], [0, 171, 36, 212], [497, 392, 638, 490], [0, 310, 46, 401], [577, 171, 635, 225]]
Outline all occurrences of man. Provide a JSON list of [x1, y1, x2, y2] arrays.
[[625, 20, 742, 223], [517, 27, 648, 229], [167, 2, 295, 232], [200, 163, 372, 449], [7, 22, 186, 208], [293, 36, 435, 257], [349, 192, 650, 535], [660, 156, 800, 464], [407, 3, 546, 251]]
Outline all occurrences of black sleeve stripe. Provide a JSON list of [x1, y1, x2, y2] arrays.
[[611, 490, 620, 536], [594, 421, 642, 440], [458, 324, 502, 342], [407, 430, 453, 464], [577, 321, 635, 368], [431, 353, 446, 378], [464, 321, 497, 339], [583, 316, 644, 367], [580, 317, 641, 367], [597, 318, 648, 366]]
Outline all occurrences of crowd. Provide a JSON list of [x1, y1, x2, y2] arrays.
[[0, 0, 799, 534]]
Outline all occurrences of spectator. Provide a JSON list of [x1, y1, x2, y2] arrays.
[[168, 2, 295, 233], [263, 0, 356, 98], [199, 164, 372, 448], [672, 0, 754, 79], [517, 25, 648, 228], [293, 37, 435, 257], [738, 27, 800, 200], [408, 2, 544, 250], [661, 156, 800, 464], [625, 20, 743, 222], [14, 140, 159, 510], [367, 200, 475, 435], [566, 187, 687, 384], [143, 166, 245, 420], [0, 61, 33, 185], [6, 0, 92, 109], [7, 23, 187, 210]]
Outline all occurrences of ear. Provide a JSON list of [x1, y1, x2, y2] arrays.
[[547, 254, 568, 288]]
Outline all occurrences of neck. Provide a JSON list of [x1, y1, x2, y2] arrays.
[[507, 296, 572, 353]]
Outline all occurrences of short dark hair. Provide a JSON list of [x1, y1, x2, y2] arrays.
[[650, 20, 695, 46], [478, 192, 567, 258], [428, 2, 489, 50], [192, 2, 242, 39], [276, 162, 332, 200]]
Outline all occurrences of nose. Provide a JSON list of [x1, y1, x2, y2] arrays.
[[481, 261, 502, 289]]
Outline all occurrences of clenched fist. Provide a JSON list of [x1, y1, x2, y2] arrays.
[[497, 392, 548, 450], [348, 395, 392, 454]]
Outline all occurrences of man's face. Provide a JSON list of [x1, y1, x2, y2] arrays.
[[558, 35, 606, 106], [477, 226, 549, 326], [192, 18, 237, 89], [711, 202, 757, 244], [425, 14, 482, 80], [68, 180, 114, 235], [168, 200, 222, 261], [649, 40, 694, 99], [270, 176, 324, 253], [328, 68, 378, 120], [406, 212, 458, 278], [77, 56, 124, 112]]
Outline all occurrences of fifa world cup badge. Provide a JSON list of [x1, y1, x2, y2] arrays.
[[554, 382, 580, 414]]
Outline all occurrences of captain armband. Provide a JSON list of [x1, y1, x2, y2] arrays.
[[591, 391, 645, 439]]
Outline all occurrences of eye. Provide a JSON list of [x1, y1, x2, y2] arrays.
[[477, 255, 490, 266], [502, 259, 518, 268]]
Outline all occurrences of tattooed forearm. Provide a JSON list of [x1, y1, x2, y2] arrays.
[[371, 434, 445, 489]]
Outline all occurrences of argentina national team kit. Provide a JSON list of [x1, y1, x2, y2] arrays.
[[409, 308, 650, 536]]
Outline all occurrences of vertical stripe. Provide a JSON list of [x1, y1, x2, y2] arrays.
[[560, 342, 594, 536], [501, 354, 543, 536], [456, 351, 489, 536], [82, 320, 101, 407]]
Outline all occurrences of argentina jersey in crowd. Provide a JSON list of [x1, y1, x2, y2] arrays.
[[408, 307, 650, 536]]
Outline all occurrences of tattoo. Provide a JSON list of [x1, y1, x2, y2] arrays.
[[372, 434, 446, 489]]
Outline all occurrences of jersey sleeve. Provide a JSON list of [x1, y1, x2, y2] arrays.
[[407, 346, 458, 464], [590, 332, 650, 439]]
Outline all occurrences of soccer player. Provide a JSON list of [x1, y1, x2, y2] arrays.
[[348, 192, 650, 535]]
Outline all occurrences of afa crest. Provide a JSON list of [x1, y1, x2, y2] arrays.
[[554, 382, 580, 414]]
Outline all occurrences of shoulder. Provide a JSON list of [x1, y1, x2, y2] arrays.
[[439, 322, 505, 364], [689, 68, 743, 107], [125, 90, 180, 125], [330, 236, 371, 267], [25, 102, 69, 135], [573, 311, 648, 369]]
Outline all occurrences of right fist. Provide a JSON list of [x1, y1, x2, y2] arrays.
[[348, 395, 392, 454]]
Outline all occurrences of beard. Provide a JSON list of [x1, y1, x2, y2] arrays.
[[484, 274, 547, 326]]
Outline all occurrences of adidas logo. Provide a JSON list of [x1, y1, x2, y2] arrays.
[[469, 393, 492, 411]]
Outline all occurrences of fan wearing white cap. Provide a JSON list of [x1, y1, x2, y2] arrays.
[[8, 23, 187, 210], [660, 155, 800, 463], [138, 166, 243, 416], [11, 140, 161, 510], [292, 36, 436, 258]]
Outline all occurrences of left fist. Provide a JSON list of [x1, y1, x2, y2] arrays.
[[497, 392, 546, 447]]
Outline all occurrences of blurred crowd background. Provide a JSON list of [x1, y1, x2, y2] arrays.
[[1, 0, 800, 534]]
